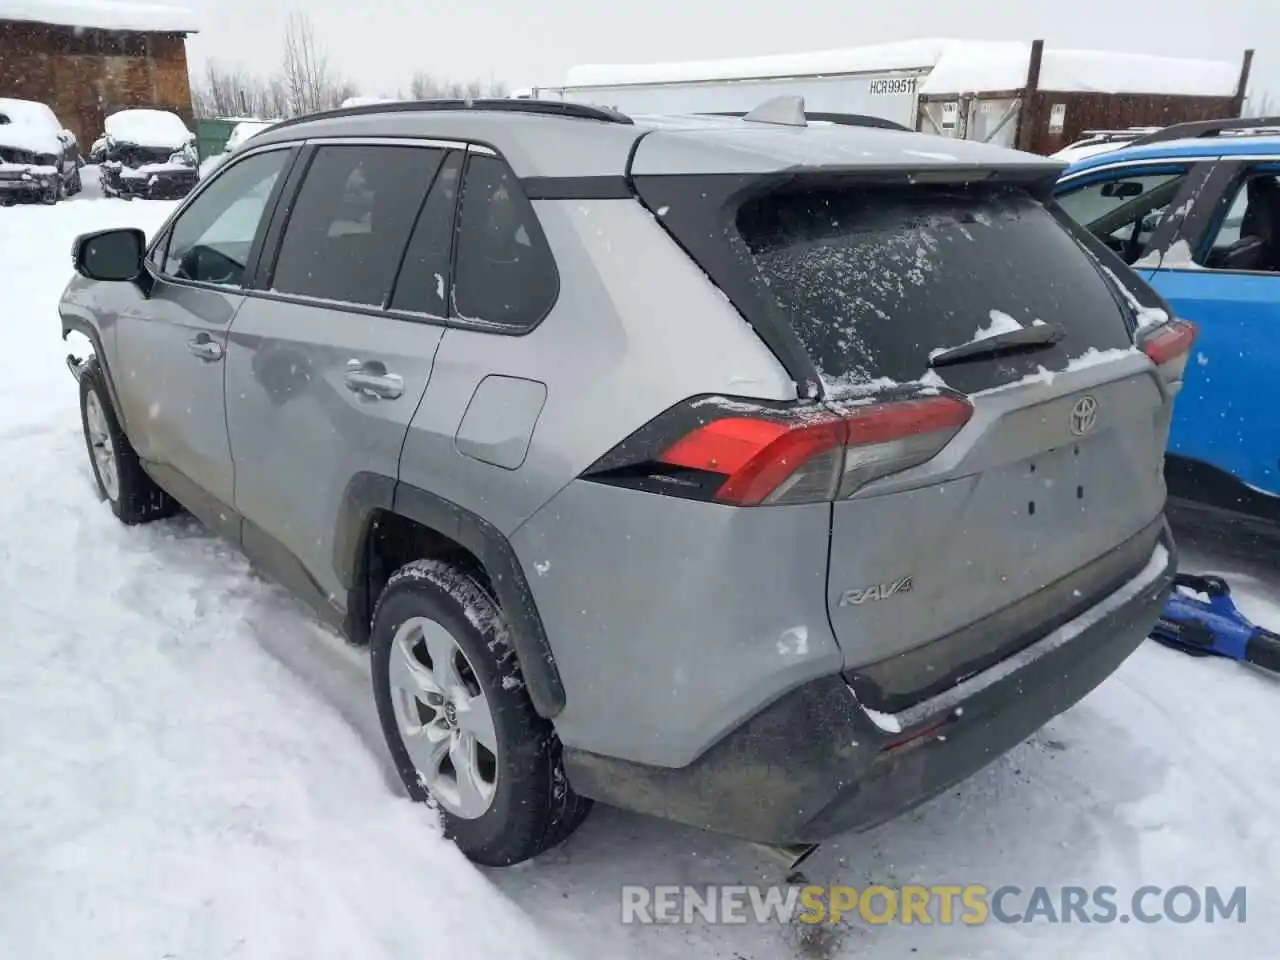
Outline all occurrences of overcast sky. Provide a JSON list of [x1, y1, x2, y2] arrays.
[[184, 0, 1274, 104]]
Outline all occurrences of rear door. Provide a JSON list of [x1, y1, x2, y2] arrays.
[[1143, 160, 1280, 501], [225, 140, 457, 618]]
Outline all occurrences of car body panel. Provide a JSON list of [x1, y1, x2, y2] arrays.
[[399, 196, 795, 536], [1146, 267, 1280, 496], [113, 273, 242, 508], [828, 358, 1169, 672], [225, 297, 445, 612]]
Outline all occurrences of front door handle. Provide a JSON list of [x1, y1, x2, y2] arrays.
[[187, 334, 223, 362], [345, 359, 404, 400]]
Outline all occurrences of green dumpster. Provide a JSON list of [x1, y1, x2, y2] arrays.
[[195, 118, 240, 162]]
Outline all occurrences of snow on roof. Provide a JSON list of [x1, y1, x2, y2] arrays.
[[340, 96, 400, 108], [105, 108, 192, 148], [564, 38, 1242, 99], [0, 0, 201, 33], [0, 97, 63, 154]]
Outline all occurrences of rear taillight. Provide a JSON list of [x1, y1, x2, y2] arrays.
[[1139, 319, 1197, 380], [584, 393, 973, 506]]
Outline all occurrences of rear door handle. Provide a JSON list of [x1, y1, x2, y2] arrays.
[[345, 359, 404, 400], [187, 334, 223, 362]]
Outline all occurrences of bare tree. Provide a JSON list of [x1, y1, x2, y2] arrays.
[[281, 9, 353, 116], [407, 71, 510, 101]]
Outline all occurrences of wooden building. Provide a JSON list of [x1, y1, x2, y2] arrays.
[[0, 1, 199, 147]]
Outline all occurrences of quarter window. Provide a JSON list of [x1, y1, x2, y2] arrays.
[[271, 145, 444, 307], [163, 149, 290, 287], [452, 154, 558, 329]]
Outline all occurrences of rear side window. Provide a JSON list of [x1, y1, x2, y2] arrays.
[[452, 154, 558, 330], [271, 144, 444, 307], [735, 184, 1133, 394]]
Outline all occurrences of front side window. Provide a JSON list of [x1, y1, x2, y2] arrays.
[[270, 144, 443, 307], [452, 154, 558, 330], [163, 149, 290, 286], [1056, 169, 1189, 264]]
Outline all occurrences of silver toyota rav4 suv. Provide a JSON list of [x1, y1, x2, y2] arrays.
[[61, 98, 1189, 867]]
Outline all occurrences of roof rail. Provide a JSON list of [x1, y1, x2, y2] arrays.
[[703, 110, 911, 132], [268, 97, 634, 133], [1128, 115, 1280, 147]]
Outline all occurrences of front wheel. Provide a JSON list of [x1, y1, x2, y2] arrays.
[[370, 560, 591, 866], [78, 359, 177, 524]]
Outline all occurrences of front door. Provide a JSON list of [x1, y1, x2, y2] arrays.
[[1145, 163, 1280, 502], [115, 146, 295, 529], [224, 141, 457, 618]]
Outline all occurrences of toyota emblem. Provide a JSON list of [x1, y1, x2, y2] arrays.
[[1070, 395, 1099, 436]]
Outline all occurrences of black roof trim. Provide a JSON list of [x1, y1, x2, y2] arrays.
[[1129, 115, 1280, 147], [268, 98, 634, 134]]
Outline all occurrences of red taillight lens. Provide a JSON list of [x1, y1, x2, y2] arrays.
[[1139, 319, 1197, 379], [637, 394, 973, 506]]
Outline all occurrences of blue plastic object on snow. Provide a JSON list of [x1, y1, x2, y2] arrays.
[[1149, 574, 1280, 673]]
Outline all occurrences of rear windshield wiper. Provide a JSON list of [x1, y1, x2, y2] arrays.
[[928, 323, 1065, 368]]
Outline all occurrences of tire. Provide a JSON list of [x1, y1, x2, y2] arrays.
[[68, 168, 82, 195], [371, 560, 591, 866], [78, 359, 178, 525]]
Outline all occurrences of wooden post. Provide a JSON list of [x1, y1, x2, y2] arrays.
[[1232, 49, 1255, 117], [1015, 38, 1045, 152]]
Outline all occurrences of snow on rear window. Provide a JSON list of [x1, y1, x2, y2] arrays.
[[735, 184, 1133, 396]]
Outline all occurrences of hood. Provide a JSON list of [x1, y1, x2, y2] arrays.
[[105, 109, 192, 149], [0, 98, 63, 157]]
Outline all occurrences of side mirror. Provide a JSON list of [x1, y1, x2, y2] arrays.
[[1102, 181, 1144, 199], [73, 228, 145, 282]]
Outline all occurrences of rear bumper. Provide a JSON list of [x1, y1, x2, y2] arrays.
[[564, 522, 1176, 844]]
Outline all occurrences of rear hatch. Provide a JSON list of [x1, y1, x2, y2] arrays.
[[631, 126, 1174, 710]]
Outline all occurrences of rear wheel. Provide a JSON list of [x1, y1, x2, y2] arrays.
[[370, 560, 591, 866], [78, 359, 177, 525]]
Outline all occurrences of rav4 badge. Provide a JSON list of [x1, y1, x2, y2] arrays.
[[839, 577, 914, 607]]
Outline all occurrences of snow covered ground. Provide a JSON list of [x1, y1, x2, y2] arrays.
[[1, 170, 1277, 959]]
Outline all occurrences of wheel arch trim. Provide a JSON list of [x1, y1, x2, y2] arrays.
[[335, 474, 567, 718]]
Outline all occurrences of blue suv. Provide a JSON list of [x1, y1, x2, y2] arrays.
[[1056, 117, 1280, 534]]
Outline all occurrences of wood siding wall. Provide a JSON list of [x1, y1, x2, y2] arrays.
[[1022, 91, 1240, 155], [0, 21, 193, 147]]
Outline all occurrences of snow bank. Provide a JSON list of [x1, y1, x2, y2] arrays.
[[0, 0, 202, 32], [105, 108, 191, 149], [564, 38, 1241, 98], [0, 197, 564, 960]]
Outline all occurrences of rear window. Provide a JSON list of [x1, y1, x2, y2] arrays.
[[735, 184, 1133, 395]]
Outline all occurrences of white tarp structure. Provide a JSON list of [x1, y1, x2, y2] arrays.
[[561, 39, 1241, 98], [539, 39, 1244, 149], [0, 0, 202, 32]]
